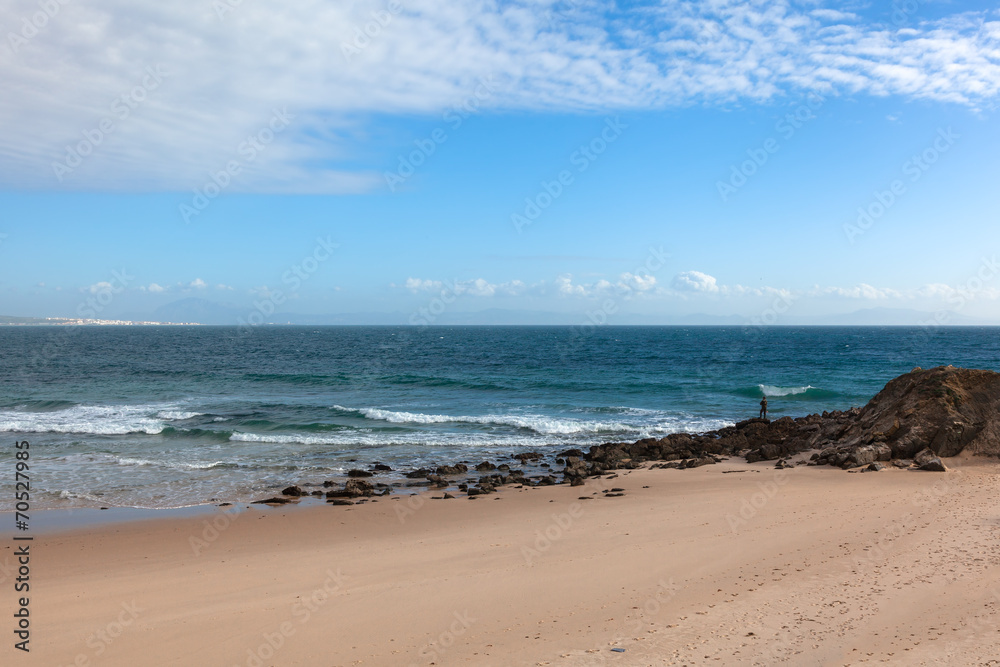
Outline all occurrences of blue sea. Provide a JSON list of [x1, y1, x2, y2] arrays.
[[1, 325, 997, 509]]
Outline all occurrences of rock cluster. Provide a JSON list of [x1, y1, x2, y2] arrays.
[[253, 366, 995, 505]]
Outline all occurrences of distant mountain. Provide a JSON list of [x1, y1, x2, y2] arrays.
[[111, 299, 999, 326], [795, 307, 989, 326]]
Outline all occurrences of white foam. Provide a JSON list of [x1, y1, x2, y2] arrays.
[[156, 410, 203, 421], [759, 384, 814, 397], [0, 404, 167, 435], [358, 407, 639, 435], [115, 457, 227, 471]]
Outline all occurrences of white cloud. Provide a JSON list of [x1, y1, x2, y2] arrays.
[[405, 278, 443, 292], [2, 1, 1000, 191], [188, 278, 207, 289], [215, 283, 234, 291], [147, 283, 166, 293], [85, 281, 114, 294], [672, 271, 720, 293]]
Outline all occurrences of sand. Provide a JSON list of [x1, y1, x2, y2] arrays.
[[4, 454, 1000, 666]]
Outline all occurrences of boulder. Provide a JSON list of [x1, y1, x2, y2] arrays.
[[919, 457, 947, 472]]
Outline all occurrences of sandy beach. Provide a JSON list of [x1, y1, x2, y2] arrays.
[[3, 453, 998, 666]]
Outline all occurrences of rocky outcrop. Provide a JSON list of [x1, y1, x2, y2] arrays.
[[255, 367, 996, 504], [571, 366, 998, 480]]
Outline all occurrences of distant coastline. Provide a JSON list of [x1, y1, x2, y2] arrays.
[[0, 315, 199, 326]]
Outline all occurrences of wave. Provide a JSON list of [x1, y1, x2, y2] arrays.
[[114, 457, 235, 471], [731, 385, 839, 399], [8, 399, 79, 412], [336, 405, 657, 436], [0, 404, 167, 435], [156, 410, 203, 421]]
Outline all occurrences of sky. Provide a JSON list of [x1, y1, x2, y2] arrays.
[[2, 0, 1000, 324]]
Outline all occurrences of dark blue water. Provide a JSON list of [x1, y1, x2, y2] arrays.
[[1, 325, 997, 508]]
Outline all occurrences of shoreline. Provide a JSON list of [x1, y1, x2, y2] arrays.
[[7, 454, 999, 665]]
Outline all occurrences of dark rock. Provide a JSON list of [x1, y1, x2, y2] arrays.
[[327, 498, 354, 506], [281, 485, 304, 496], [443, 493, 455, 499], [405, 468, 432, 479], [252, 497, 293, 505], [373, 463, 393, 471], [348, 469, 374, 478], [914, 448, 937, 467], [867, 462, 885, 472], [475, 461, 497, 472], [919, 457, 947, 472]]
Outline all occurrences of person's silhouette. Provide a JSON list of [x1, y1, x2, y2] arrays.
[[759, 396, 768, 419]]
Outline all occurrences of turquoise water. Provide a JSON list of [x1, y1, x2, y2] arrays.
[[0, 325, 997, 509]]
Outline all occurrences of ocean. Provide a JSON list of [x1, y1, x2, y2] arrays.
[[1, 325, 997, 510]]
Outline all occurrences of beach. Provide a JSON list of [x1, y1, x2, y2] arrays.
[[8, 453, 999, 666]]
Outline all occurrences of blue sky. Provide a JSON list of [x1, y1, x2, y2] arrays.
[[2, 0, 1000, 323]]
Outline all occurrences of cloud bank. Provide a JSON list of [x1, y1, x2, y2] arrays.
[[2, 0, 999, 192]]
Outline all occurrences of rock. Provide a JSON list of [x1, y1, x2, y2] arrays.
[[372, 463, 393, 471], [252, 497, 293, 505], [919, 457, 947, 472], [867, 462, 884, 471], [892, 459, 914, 468], [443, 493, 455, 499], [327, 498, 354, 506], [475, 461, 497, 472], [513, 452, 543, 463], [348, 469, 373, 477], [914, 448, 937, 467], [281, 485, 304, 496], [405, 468, 432, 479]]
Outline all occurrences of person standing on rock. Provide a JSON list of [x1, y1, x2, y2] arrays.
[[759, 395, 768, 419]]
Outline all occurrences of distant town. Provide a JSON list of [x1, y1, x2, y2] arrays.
[[0, 316, 199, 326]]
